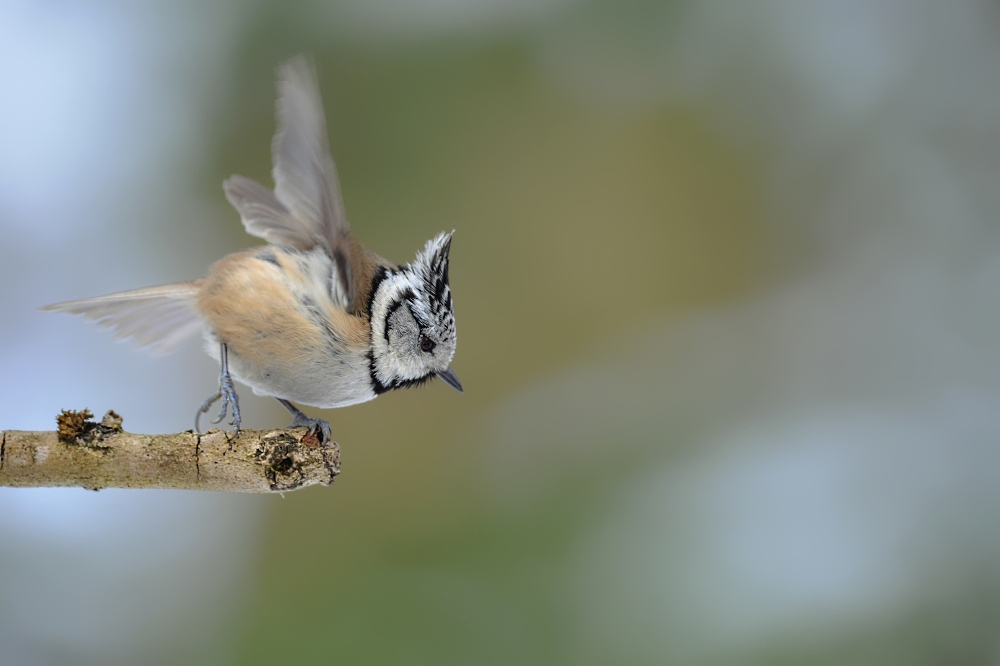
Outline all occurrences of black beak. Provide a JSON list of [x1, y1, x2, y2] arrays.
[[437, 367, 463, 392]]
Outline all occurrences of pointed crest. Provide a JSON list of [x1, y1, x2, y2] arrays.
[[411, 231, 454, 322]]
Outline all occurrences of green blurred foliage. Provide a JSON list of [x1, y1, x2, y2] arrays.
[[197, 19, 765, 665]]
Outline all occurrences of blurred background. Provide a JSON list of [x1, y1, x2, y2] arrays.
[[3, 0, 1000, 663]]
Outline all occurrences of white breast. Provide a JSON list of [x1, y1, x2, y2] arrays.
[[200, 246, 377, 409]]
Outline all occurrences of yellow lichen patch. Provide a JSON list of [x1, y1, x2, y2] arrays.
[[56, 409, 94, 443]]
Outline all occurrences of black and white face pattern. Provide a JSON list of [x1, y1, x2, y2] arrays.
[[369, 232, 457, 393]]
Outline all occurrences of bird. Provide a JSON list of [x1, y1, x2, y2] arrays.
[[40, 55, 461, 442]]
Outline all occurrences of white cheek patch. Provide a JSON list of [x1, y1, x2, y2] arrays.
[[370, 272, 422, 387], [368, 235, 458, 391], [382, 303, 429, 380]]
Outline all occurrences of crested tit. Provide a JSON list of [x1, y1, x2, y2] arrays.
[[41, 55, 461, 441]]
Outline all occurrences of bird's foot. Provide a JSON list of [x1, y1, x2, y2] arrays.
[[287, 413, 331, 444], [195, 370, 242, 434]]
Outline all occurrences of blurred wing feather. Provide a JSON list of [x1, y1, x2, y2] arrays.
[[272, 56, 349, 246], [224, 55, 365, 310], [223, 175, 313, 250], [40, 282, 203, 354]]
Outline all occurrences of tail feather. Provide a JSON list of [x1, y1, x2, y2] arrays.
[[40, 282, 204, 354]]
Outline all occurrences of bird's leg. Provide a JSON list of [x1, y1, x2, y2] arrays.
[[195, 343, 242, 434], [276, 398, 331, 443]]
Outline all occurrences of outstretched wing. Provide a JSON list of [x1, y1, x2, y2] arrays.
[[224, 55, 387, 316], [40, 282, 204, 354], [271, 55, 348, 248]]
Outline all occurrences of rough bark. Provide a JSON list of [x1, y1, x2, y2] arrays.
[[0, 410, 339, 493]]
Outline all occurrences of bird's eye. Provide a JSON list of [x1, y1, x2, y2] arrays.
[[420, 336, 435, 353]]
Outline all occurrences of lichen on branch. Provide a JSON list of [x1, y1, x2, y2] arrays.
[[1, 409, 339, 493]]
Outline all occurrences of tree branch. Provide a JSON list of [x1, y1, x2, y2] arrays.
[[0, 410, 340, 492]]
